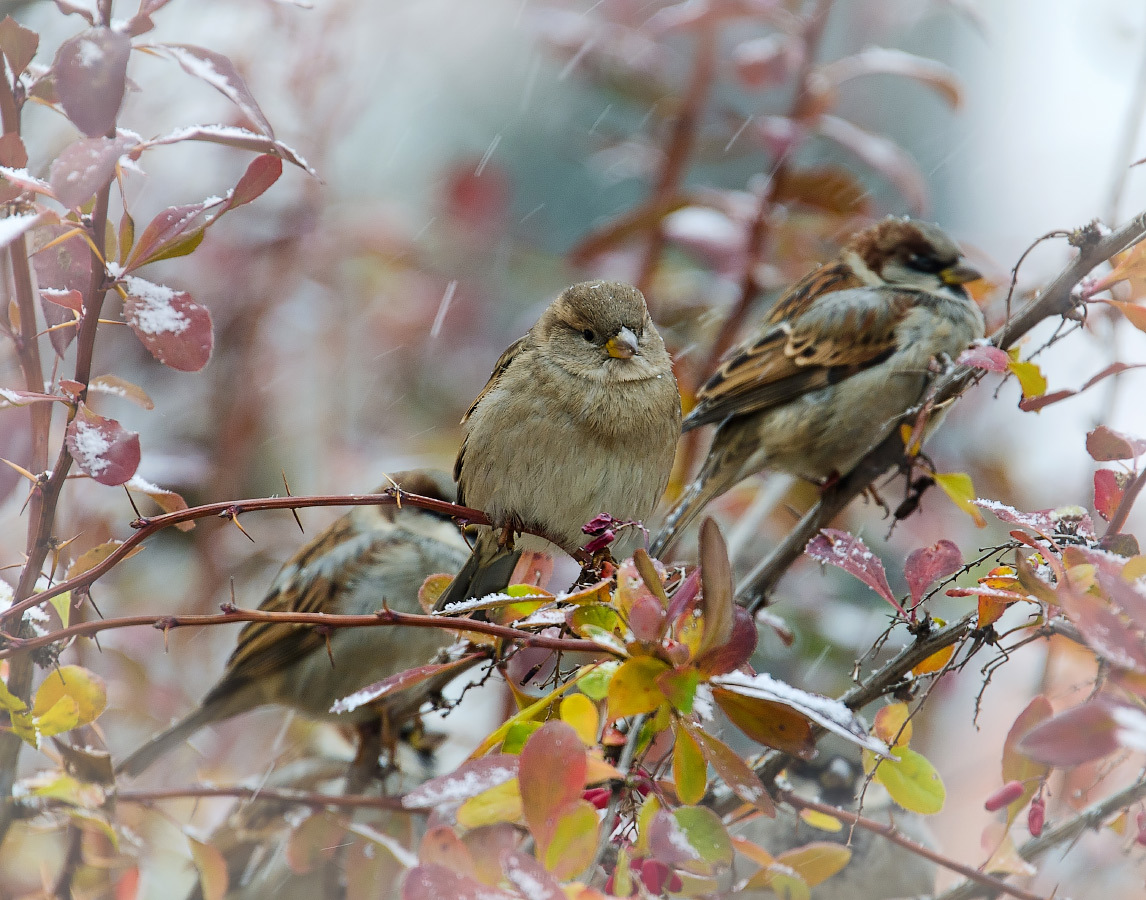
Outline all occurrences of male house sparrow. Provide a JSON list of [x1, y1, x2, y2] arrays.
[[651, 217, 984, 557], [436, 281, 681, 610], [117, 469, 469, 777]]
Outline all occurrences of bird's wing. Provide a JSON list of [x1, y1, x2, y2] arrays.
[[207, 517, 401, 693], [684, 285, 918, 429], [454, 334, 529, 497]]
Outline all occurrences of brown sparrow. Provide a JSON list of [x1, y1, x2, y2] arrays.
[[117, 469, 469, 777], [437, 281, 681, 610], [651, 217, 984, 557]]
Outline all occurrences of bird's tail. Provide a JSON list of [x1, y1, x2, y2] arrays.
[[434, 530, 522, 613], [115, 703, 221, 778], [650, 457, 741, 559]]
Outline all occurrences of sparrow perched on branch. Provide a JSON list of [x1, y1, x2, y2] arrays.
[[651, 217, 984, 557], [436, 281, 681, 611], [117, 469, 470, 778]]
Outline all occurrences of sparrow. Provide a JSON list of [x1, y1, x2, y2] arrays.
[[436, 281, 681, 611], [651, 217, 984, 557], [117, 469, 470, 777]]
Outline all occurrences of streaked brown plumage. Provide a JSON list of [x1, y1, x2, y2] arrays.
[[118, 469, 469, 777], [651, 217, 984, 557]]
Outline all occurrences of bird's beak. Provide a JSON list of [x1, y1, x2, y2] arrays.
[[939, 262, 982, 286], [605, 327, 638, 359]]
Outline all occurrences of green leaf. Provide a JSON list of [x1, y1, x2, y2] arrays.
[[577, 661, 619, 701], [865, 747, 945, 814], [542, 800, 598, 879], [673, 725, 708, 805]]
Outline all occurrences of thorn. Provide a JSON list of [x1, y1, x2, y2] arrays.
[[84, 588, 104, 620], [282, 470, 304, 533], [225, 509, 255, 543], [325, 630, 334, 667], [380, 471, 402, 509], [123, 484, 142, 518], [0, 458, 39, 484]]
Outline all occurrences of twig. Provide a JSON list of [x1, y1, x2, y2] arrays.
[[736, 212, 1146, 609], [778, 791, 1052, 900], [933, 774, 1146, 900], [0, 606, 602, 661], [585, 712, 648, 884], [0, 490, 494, 626]]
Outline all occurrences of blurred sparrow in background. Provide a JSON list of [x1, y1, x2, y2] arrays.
[[118, 469, 469, 778], [437, 281, 681, 611], [651, 217, 984, 557]]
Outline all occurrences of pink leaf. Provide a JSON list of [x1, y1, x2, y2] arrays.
[[694, 606, 758, 676], [124, 198, 223, 271], [957, 345, 1009, 373], [33, 225, 91, 357], [401, 864, 516, 900], [733, 35, 802, 90], [48, 132, 139, 209], [53, 27, 130, 137], [1018, 699, 1125, 766], [519, 722, 586, 850], [1086, 425, 1146, 461], [501, 853, 564, 900], [0, 17, 40, 78], [806, 529, 903, 615], [143, 125, 316, 175], [122, 277, 213, 372], [65, 403, 140, 486], [820, 47, 963, 109], [228, 154, 282, 209], [145, 44, 274, 137], [904, 540, 963, 605], [1094, 469, 1124, 522], [401, 755, 518, 811]]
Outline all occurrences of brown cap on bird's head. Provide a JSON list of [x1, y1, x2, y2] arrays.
[[846, 217, 982, 287]]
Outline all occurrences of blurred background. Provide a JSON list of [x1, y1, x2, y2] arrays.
[[3, 0, 1146, 896]]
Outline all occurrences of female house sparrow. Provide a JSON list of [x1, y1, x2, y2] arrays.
[[651, 218, 984, 557], [117, 469, 469, 777], [436, 281, 681, 610]]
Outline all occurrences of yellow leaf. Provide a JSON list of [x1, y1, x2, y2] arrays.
[[33, 665, 106, 726], [543, 800, 598, 879], [912, 644, 955, 675], [933, 472, 986, 527], [864, 747, 945, 815], [1006, 359, 1046, 400], [0, 677, 28, 714], [1123, 556, 1146, 581], [468, 679, 580, 759], [560, 694, 599, 746], [585, 753, 622, 785], [731, 836, 776, 867], [798, 809, 843, 832], [872, 702, 913, 747], [606, 656, 670, 720], [633, 795, 661, 857], [34, 696, 81, 738], [457, 778, 523, 829], [776, 842, 852, 887], [188, 836, 229, 900]]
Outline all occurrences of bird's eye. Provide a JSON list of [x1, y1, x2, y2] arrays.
[[581, 328, 597, 342], [907, 253, 945, 274]]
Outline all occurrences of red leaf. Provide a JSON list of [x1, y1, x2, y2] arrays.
[[53, 28, 130, 137], [124, 199, 222, 271], [806, 529, 903, 615], [143, 125, 315, 175], [33, 225, 91, 357], [49, 133, 140, 210], [1086, 425, 1146, 461], [694, 606, 758, 676], [1094, 469, 1124, 522], [0, 16, 40, 78], [122, 277, 213, 372], [228, 154, 282, 209], [957, 345, 1009, 372], [519, 721, 586, 851], [145, 44, 274, 137], [65, 403, 140, 486], [329, 654, 483, 714], [904, 540, 963, 606], [1018, 699, 1124, 766]]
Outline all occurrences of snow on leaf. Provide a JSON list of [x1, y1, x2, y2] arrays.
[[144, 125, 316, 176], [64, 403, 139, 486], [806, 529, 903, 614], [53, 28, 130, 137], [122, 276, 213, 372], [713, 670, 888, 756], [330, 654, 482, 714], [0, 212, 44, 250], [48, 133, 140, 209], [401, 755, 518, 810], [144, 44, 274, 137]]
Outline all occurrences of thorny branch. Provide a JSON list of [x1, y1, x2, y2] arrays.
[[736, 211, 1146, 609]]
